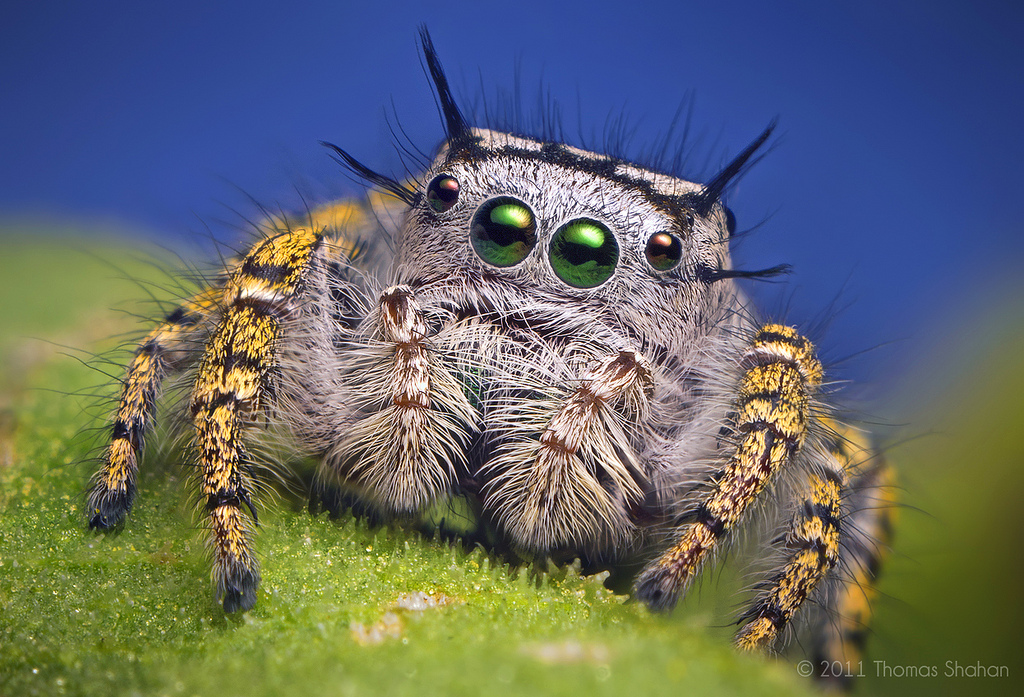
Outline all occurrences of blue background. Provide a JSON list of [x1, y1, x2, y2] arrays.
[[2, 0, 1022, 392]]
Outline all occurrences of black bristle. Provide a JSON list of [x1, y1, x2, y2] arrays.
[[694, 121, 776, 214], [320, 141, 420, 206], [700, 263, 792, 283], [418, 26, 471, 145]]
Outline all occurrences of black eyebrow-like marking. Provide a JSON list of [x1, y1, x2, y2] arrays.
[[445, 139, 700, 220]]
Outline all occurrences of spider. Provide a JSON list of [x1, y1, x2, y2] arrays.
[[85, 28, 895, 683]]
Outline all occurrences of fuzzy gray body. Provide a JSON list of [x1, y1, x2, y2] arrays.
[[278, 128, 749, 561]]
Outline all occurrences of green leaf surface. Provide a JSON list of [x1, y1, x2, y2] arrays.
[[0, 236, 815, 697], [3, 232, 1020, 696]]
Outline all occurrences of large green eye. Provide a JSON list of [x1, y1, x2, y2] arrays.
[[548, 218, 619, 288], [645, 232, 683, 271], [470, 197, 537, 267]]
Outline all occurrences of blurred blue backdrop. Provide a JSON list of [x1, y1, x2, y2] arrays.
[[2, 0, 1022, 389]]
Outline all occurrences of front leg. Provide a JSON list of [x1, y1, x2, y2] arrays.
[[484, 349, 654, 553], [331, 286, 477, 514], [634, 324, 823, 609], [191, 226, 324, 612]]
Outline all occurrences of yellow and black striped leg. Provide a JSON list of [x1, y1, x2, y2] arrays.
[[733, 426, 897, 672], [88, 288, 219, 529], [191, 227, 323, 612], [812, 441, 897, 686], [634, 324, 823, 610], [735, 465, 845, 651]]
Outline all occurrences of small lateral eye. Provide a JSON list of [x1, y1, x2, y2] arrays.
[[645, 232, 683, 271], [426, 174, 460, 213], [549, 218, 619, 288], [470, 196, 537, 267]]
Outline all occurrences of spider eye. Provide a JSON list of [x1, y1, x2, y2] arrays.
[[549, 219, 618, 288], [470, 197, 537, 267], [645, 232, 683, 271], [426, 174, 460, 213]]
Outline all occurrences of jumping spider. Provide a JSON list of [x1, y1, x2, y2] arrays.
[[86, 28, 894, 683]]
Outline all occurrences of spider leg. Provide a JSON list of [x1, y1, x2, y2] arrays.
[[733, 423, 896, 671], [634, 324, 823, 610], [810, 434, 897, 684], [484, 349, 654, 553], [733, 440, 848, 651], [87, 286, 220, 528], [191, 225, 325, 612], [336, 285, 476, 513]]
